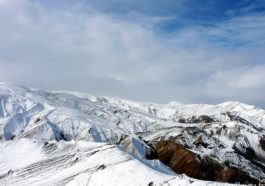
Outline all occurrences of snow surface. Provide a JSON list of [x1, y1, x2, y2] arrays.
[[1, 139, 228, 186], [0, 82, 264, 185]]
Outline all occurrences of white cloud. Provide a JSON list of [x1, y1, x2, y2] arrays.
[[209, 15, 265, 47], [207, 65, 265, 88], [229, 66, 265, 89], [0, 0, 265, 107]]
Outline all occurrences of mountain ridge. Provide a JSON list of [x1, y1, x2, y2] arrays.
[[0, 82, 265, 185]]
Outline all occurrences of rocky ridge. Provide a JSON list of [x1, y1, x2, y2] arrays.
[[0, 82, 265, 185]]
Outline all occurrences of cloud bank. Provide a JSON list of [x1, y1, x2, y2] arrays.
[[0, 0, 265, 108]]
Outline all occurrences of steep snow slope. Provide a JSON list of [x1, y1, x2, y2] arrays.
[[0, 138, 223, 186], [0, 82, 265, 185]]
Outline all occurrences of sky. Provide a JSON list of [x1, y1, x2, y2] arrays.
[[0, 0, 265, 108]]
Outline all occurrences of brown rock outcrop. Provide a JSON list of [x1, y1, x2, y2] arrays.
[[156, 140, 261, 184]]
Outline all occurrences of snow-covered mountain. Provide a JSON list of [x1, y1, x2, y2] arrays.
[[0, 82, 265, 185]]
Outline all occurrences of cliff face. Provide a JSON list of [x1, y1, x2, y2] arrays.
[[156, 141, 261, 184], [157, 142, 203, 179], [140, 120, 265, 184]]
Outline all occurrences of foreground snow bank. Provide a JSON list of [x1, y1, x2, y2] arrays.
[[0, 139, 227, 186]]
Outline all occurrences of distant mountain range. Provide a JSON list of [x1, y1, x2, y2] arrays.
[[0, 82, 265, 185]]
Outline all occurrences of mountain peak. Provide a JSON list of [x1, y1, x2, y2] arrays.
[[1, 83, 265, 185]]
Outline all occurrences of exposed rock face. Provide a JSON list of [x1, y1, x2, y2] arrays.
[[157, 141, 203, 179], [178, 115, 215, 123], [140, 123, 265, 184], [156, 140, 261, 184], [260, 136, 265, 151], [116, 134, 150, 159], [233, 134, 255, 160]]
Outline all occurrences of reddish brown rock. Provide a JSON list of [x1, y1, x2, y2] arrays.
[[156, 140, 261, 184]]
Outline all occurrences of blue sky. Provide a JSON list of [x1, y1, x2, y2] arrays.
[[1, 0, 265, 107], [34, 0, 265, 46]]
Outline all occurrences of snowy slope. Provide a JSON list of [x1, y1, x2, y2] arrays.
[[0, 82, 265, 185], [0, 138, 225, 186]]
